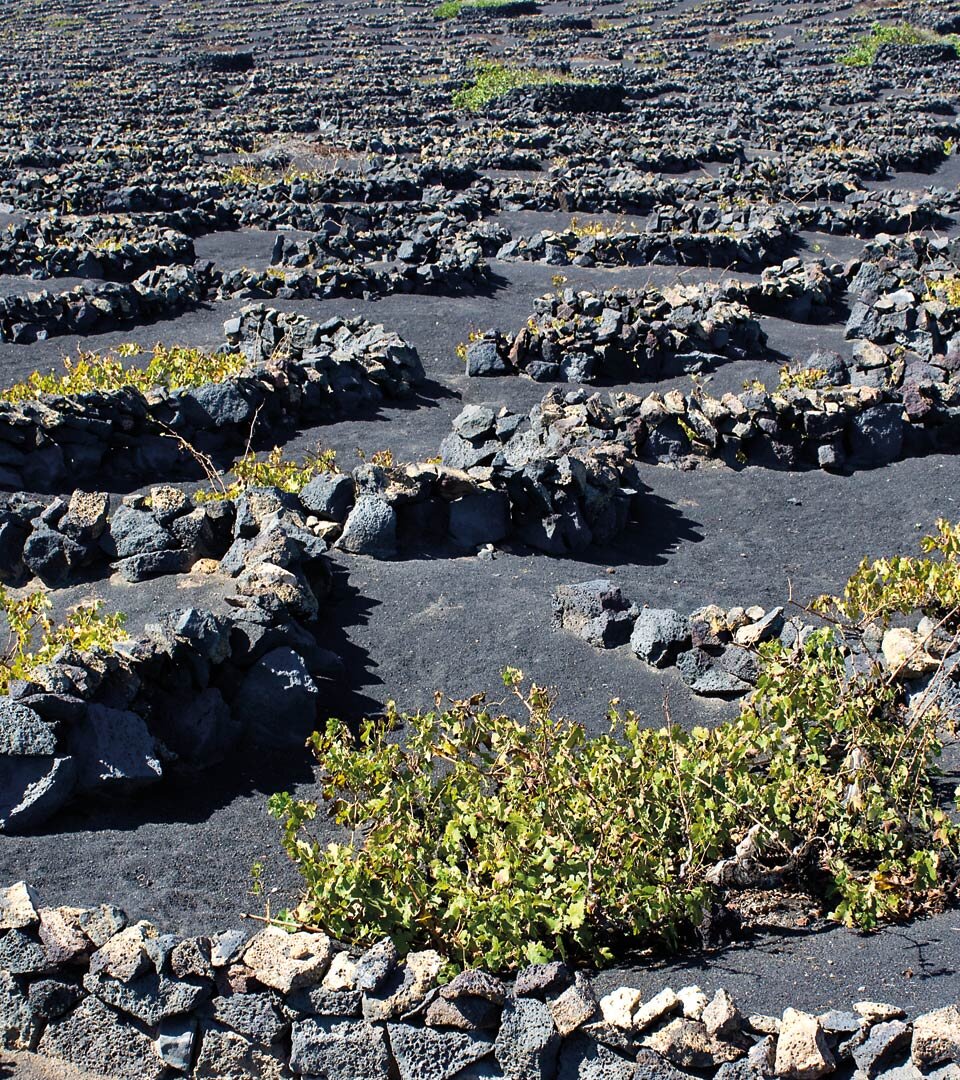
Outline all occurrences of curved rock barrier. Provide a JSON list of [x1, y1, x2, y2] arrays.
[[0, 266, 208, 345], [0, 308, 424, 491], [0, 226, 195, 282], [553, 578, 960, 700], [465, 282, 768, 382], [0, 485, 341, 833], [496, 215, 794, 271], [1, 881, 957, 1079], [444, 351, 960, 476]]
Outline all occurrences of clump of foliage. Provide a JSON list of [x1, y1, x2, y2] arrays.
[[812, 517, 960, 628], [839, 22, 960, 66], [777, 366, 829, 391], [272, 523, 960, 970], [0, 345, 245, 404], [433, 0, 530, 19], [926, 277, 960, 308], [453, 62, 586, 111], [0, 588, 127, 695], [194, 445, 339, 503]]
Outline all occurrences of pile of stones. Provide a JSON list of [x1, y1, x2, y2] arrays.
[[0, 485, 343, 832], [449, 354, 959, 477], [465, 283, 767, 382], [441, 400, 640, 555], [555, 579, 960, 701], [0, 594, 341, 832], [495, 211, 793, 271], [2, 880, 959, 1079], [0, 265, 209, 344], [554, 580, 786, 697], [0, 224, 195, 282]]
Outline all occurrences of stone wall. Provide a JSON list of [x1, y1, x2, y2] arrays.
[[1, 881, 957, 1079], [0, 265, 208, 344], [0, 307, 424, 491]]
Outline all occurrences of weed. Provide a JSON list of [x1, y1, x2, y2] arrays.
[[453, 62, 590, 112]]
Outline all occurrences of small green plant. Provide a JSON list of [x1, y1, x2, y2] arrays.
[[926, 277, 960, 308], [813, 517, 960, 628], [777, 366, 829, 391], [194, 445, 338, 503], [838, 22, 959, 66], [0, 588, 127, 695], [453, 62, 588, 111], [0, 345, 245, 404]]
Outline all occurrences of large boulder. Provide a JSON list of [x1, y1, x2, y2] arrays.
[[69, 705, 162, 795], [233, 647, 319, 748], [337, 495, 397, 557]]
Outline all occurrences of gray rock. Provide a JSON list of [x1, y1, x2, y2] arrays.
[[441, 969, 508, 1004], [234, 647, 319, 748], [157, 1015, 197, 1072], [0, 700, 56, 756], [554, 581, 637, 649], [362, 949, 442, 1021], [69, 704, 162, 794], [211, 991, 288, 1044], [630, 608, 691, 667], [83, 970, 212, 1025], [115, 548, 191, 581], [495, 998, 560, 1080], [355, 937, 398, 993], [557, 1034, 635, 1080], [449, 491, 511, 548], [631, 1047, 704, 1080], [22, 526, 87, 586], [0, 930, 49, 976], [179, 381, 255, 429], [848, 403, 904, 467], [27, 978, 84, 1022], [160, 688, 240, 765], [0, 970, 38, 1050], [515, 961, 571, 1000], [453, 405, 499, 441], [77, 905, 127, 948], [338, 494, 397, 557], [466, 340, 511, 376], [286, 986, 363, 1018], [0, 755, 77, 833], [38, 995, 166, 1080], [210, 929, 248, 968], [852, 1020, 912, 1077], [388, 1023, 496, 1080], [107, 506, 176, 559], [299, 473, 355, 522], [193, 1022, 291, 1078], [290, 1017, 392, 1078], [676, 647, 754, 696], [425, 995, 504, 1031]]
